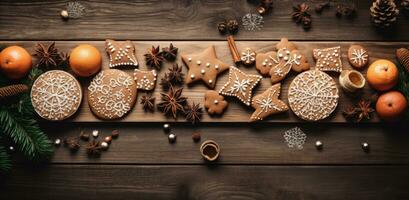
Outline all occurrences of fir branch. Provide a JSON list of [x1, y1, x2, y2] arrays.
[[0, 109, 53, 161], [396, 63, 409, 120], [0, 145, 11, 173]]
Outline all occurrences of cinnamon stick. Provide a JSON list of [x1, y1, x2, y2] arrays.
[[227, 35, 241, 64]]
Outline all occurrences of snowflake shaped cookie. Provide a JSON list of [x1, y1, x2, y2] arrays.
[[313, 46, 343, 72], [250, 83, 288, 121], [240, 48, 256, 66], [105, 39, 138, 68], [256, 38, 309, 83], [241, 13, 264, 31], [133, 69, 157, 91], [288, 70, 339, 121], [181, 46, 230, 88], [88, 69, 137, 120], [348, 45, 369, 69], [219, 66, 262, 106], [31, 70, 82, 121]]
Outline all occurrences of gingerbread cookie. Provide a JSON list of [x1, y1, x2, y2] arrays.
[[269, 48, 309, 84], [256, 38, 309, 84], [31, 70, 82, 121], [204, 90, 228, 115], [219, 66, 262, 106], [288, 70, 339, 121], [255, 51, 276, 76], [313, 46, 343, 72], [348, 45, 369, 69], [133, 69, 157, 91], [241, 48, 256, 66], [275, 37, 297, 52], [250, 83, 288, 121], [105, 39, 138, 68], [88, 69, 137, 119], [181, 46, 230, 88]]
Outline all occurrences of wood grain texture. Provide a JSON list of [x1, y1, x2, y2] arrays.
[[1, 165, 409, 200], [34, 122, 409, 165], [0, 0, 408, 41], [2, 40, 406, 122]]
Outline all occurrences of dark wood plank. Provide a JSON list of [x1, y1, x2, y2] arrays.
[[0, 0, 408, 41], [1, 165, 409, 200], [32, 123, 409, 164], [3, 40, 407, 122]]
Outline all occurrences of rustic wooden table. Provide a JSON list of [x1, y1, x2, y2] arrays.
[[1, 1, 409, 199]]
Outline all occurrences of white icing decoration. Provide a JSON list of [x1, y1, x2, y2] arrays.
[[31, 70, 82, 121], [133, 69, 157, 91], [240, 48, 256, 65], [88, 70, 136, 119], [269, 48, 300, 77], [313, 46, 342, 72], [219, 66, 262, 106], [351, 48, 368, 66], [288, 70, 339, 121], [106, 40, 138, 68]]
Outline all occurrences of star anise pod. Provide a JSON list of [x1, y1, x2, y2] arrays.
[[292, 3, 311, 23], [184, 102, 203, 124], [140, 94, 155, 112], [144, 45, 164, 70], [356, 100, 374, 122], [64, 136, 80, 152], [342, 100, 374, 122], [157, 86, 187, 119], [342, 105, 357, 120], [58, 51, 70, 69], [166, 64, 184, 85], [160, 73, 173, 91], [86, 140, 102, 156], [162, 43, 178, 61], [33, 42, 61, 69]]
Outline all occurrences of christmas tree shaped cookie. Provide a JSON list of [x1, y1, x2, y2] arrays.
[[250, 83, 288, 121], [105, 39, 138, 68], [181, 46, 229, 88], [219, 66, 262, 106]]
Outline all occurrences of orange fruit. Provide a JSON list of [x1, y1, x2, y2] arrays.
[[376, 91, 407, 121], [0, 46, 32, 79], [366, 59, 398, 91], [69, 44, 102, 77]]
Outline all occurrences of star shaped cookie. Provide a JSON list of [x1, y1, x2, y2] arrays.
[[105, 39, 138, 68], [219, 66, 262, 106], [250, 83, 288, 121], [181, 46, 229, 88]]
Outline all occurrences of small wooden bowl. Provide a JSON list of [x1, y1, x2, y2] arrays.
[[200, 140, 220, 162]]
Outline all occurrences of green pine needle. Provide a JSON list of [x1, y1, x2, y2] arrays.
[[396, 63, 409, 120], [0, 67, 53, 165], [0, 109, 53, 161], [0, 145, 11, 173]]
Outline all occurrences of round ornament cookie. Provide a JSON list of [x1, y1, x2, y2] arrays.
[[31, 70, 82, 121], [88, 69, 137, 119], [288, 70, 339, 121], [348, 45, 369, 69]]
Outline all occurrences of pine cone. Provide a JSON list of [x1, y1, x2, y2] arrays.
[[0, 84, 29, 100], [397, 48, 409, 74], [370, 0, 399, 28]]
